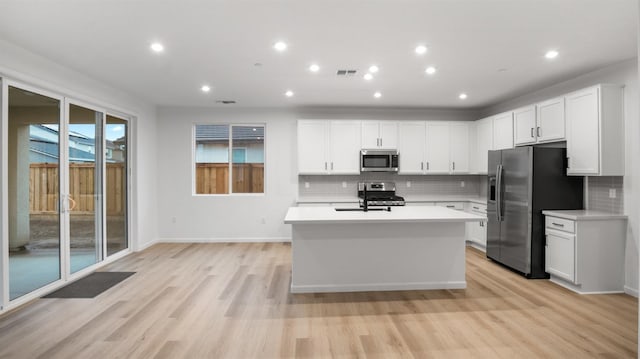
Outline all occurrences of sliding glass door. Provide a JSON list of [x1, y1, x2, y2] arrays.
[[2, 81, 131, 307], [7, 85, 63, 300]]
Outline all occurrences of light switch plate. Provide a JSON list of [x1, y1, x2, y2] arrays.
[[406, 181, 411, 188], [304, 182, 310, 188], [460, 181, 465, 188], [342, 181, 347, 188], [609, 188, 616, 198]]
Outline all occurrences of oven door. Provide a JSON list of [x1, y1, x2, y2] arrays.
[[361, 154, 391, 171]]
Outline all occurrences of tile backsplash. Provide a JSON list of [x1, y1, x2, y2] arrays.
[[299, 173, 482, 199], [587, 176, 624, 214]]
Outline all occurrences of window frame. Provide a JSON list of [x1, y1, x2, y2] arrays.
[[192, 123, 266, 196]]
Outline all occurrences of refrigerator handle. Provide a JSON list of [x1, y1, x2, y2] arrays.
[[496, 164, 503, 222]]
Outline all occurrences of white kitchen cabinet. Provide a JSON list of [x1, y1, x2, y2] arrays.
[[425, 122, 450, 174], [435, 202, 464, 211], [449, 123, 470, 173], [492, 112, 514, 150], [536, 97, 565, 143], [297, 120, 361, 174], [565, 85, 624, 176], [466, 203, 487, 251], [474, 117, 493, 174], [361, 121, 398, 149], [397, 121, 426, 174], [543, 211, 627, 294], [513, 105, 537, 146]]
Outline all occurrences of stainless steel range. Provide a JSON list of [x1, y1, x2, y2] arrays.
[[358, 182, 405, 206]]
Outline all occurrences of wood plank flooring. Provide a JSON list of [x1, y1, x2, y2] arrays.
[[0, 243, 636, 358]]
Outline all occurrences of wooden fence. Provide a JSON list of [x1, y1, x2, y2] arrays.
[[196, 163, 264, 194], [29, 163, 126, 215]]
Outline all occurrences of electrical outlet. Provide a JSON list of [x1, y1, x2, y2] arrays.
[[342, 181, 347, 188], [609, 188, 616, 198], [406, 181, 411, 188], [460, 181, 465, 188], [304, 182, 310, 189]]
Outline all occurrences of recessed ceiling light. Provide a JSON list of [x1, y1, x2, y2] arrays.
[[309, 64, 320, 72], [369, 65, 379, 73], [201, 85, 211, 93], [273, 41, 288, 52], [545, 50, 559, 59], [285, 90, 294, 97], [415, 45, 428, 55], [363, 73, 373, 81], [374, 92, 382, 99], [150, 42, 164, 53], [425, 66, 437, 75], [459, 93, 468, 100]]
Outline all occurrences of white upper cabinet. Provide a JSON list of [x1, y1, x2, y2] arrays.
[[475, 117, 493, 174], [425, 122, 451, 174], [297, 120, 329, 174], [398, 121, 426, 174], [297, 120, 361, 175], [361, 121, 398, 149], [329, 121, 362, 174], [492, 112, 514, 150], [513, 105, 537, 146], [565, 85, 623, 176], [449, 122, 470, 173], [536, 97, 565, 143]]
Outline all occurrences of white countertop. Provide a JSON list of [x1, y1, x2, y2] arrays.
[[296, 195, 487, 205], [284, 205, 484, 224], [542, 210, 628, 221]]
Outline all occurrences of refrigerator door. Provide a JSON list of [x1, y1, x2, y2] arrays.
[[486, 150, 502, 261], [499, 147, 533, 275]]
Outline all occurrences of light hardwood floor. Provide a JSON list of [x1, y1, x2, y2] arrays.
[[0, 243, 636, 358]]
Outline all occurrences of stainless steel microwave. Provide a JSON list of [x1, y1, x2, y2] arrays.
[[360, 149, 399, 172]]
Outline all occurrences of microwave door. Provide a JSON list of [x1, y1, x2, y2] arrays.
[[362, 155, 389, 170]]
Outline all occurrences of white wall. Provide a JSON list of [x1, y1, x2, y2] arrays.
[[155, 106, 478, 242], [482, 58, 640, 295], [0, 38, 159, 251]]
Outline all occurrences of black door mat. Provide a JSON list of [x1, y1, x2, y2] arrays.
[[43, 272, 135, 298]]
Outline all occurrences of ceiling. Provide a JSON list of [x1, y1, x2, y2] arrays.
[[0, 0, 636, 109]]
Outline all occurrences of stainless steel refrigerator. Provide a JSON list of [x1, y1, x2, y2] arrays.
[[487, 147, 583, 278]]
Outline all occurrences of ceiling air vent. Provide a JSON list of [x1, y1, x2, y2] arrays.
[[215, 100, 237, 104], [336, 69, 357, 77]]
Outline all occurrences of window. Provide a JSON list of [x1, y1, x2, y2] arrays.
[[194, 124, 264, 194]]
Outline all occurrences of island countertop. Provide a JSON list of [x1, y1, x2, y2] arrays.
[[284, 205, 484, 224]]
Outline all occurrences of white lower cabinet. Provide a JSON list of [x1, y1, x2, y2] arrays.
[[466, 203, 487, 250], [543, 212, 627, 294]]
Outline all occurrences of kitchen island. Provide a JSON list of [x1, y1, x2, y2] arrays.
[[284, 206, 484, 293]]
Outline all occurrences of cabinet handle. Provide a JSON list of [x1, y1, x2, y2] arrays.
[[531, 128, 534, 138], [446, 205, 455, 208], [551, 222, 565, 227], [567, 157, 571, 168], [325, 162, 327, 170], [426, 162, 429, 170], [452, 162, 455, 171], [331, 162, 334, 170], [380, 138, 382, 147], [537, 127, 541, 137], [473, 206, 479, 210], [421, 162, 424, 170]]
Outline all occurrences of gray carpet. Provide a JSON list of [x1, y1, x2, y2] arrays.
[[43, 272, 135, 298]]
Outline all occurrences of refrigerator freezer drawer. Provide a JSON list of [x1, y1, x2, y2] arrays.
[[545, 216, 575, 234]]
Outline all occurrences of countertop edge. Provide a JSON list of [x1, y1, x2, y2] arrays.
[[542, 210, 628, 221]]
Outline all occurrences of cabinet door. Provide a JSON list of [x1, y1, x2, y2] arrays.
[[297, 120, 328, 174], [545, 229, 576, 283], [329, 121, 361, 174], [425, 122, 450, 173], [513, 106, 537, 145], [536, 97, 565, 143], [449, 123, 469, 173], [475, 117, 493, 174], [361, 121, 380, 149], [493, 112, 514, 149], [566, 87, 600, 175], [398, 122, 426, 174], [378, 121, 398, 149], [478, 220, 487, 247]]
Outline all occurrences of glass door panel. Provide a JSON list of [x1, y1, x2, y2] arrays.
[[7, 85, 62, 300], [68, 103, 103, 273], [105, 115, 127, 256]]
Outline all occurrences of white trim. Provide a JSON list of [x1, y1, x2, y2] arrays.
[[549, 276, 626, 295], [1, 77, 6, 309], [135, 238, 158, 252], [290, 281, 467, 294], [157, 237, 291, 243], [624, 285, 639, 298]]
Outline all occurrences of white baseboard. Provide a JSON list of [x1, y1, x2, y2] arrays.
[[157, 237, 292, 244], [135, 238, 159, 251], [290, 281, 466, 294], [624, 285, 639, 297]]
